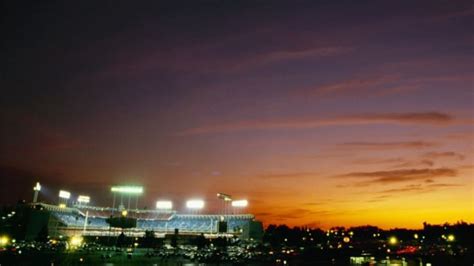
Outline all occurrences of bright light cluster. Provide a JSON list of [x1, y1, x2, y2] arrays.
[[447, 234, 455, 242], [186, 199, 205, 209], [388, 236, 398, 245], [111, 186, 143, 194], [33, 182, 41, 191], [156, 200, 173, 210], [59, 190, 71, 199], [69, 235, 83, 247], [231, 199, 248, 207], [77, 195, 90, 203], [0, 236, 9, 246]]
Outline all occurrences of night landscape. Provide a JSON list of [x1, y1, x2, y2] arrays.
[[1, 1, 473, 265]]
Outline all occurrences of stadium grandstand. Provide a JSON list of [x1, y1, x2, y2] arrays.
[[17, 183, 263, 241]]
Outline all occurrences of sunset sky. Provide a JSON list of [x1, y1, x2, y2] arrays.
[[1, 1, 473, 229]]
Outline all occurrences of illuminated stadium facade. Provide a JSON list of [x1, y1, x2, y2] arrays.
[[21, 183, 263, 241]]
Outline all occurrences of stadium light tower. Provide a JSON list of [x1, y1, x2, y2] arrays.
[[111, 186, 143, 194], [156, 200, 173, 211], [58, 190, 71, 206], [32, 182, 41, 203], [110, 185, 144, 213], [77, 195, 90, 206], [231, 199, 248, 207], [217, 193, 232, 215], [186, 199, 204, 214]]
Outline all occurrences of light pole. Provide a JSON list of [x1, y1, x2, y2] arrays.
[[33, 182, 41, 203], [110, 186, 144, 215], [217, 193, 232, 215], [58, 190, 71, 206]]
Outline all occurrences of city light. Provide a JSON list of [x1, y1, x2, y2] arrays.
[[59, 190, 71, 199], [447, 234, 455, 242], [156, 200, 173, 210], [111, 186, 143, 194], [33, 182, 41, 191], [121, 210, 128, 217], [77, 195, 90, 203], [231, 199, 248, 207], [388, 236, 398, 245], [343, 236, 350, 243], [69, 235, 83, 247], [59, 203, 66, 208], [0, 236, 9, 246], [186, 199, 205, 209]]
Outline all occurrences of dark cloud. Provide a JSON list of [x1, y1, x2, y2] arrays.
[[1, 112, 84, 157], [377, 183, 462, 195], [301, 74, 400, 98], [339, 141, 437, 150], [366, 195, 391, 203], [335, 168, 457, 184], [426, 183, 463, 189], [352, 157, 435, 168], [392, 159, 435, 168], [347, 112, 453, 124], [271, 208, 336, 220], [352, 157, 406, 165], [178, 112, 454, 135], [423, 152, 465, 161], [258, 172, 318, 179], [378, 184, 424, 194]]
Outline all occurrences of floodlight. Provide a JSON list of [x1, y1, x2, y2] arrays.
[[77, 195, 90, 203], [231, 199, 248, 207], [59, 203, 66, 208], [156, 200, 173, 210], [59, 190, 71, 199], [186, 199, 204, 209], [111, 186, 143, 194], [217, 192, 232, 201], [33, 182, 41, 191]]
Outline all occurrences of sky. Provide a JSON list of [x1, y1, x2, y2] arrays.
[[1, 1, 473, 229]]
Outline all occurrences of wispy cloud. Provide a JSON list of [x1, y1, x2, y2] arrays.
[[377, 183, 462, 195], [230, 46, 354, 71], [353, 151, 466, 169], [378, 184, 424, 194], [335, 168, 457, 184], [258, 172, 318, 179], [302, 74, 400, 98], [423, 152, 465, 161], [392, 159, 434, 168], [178, 112, 454, 135], [2, 112, 83, 154], [298, 69, 473, 99], [352, 157, 405, 165], [339, 141, 437, 150], [352, 157, 434, 168], [270, 208, 339, 220]]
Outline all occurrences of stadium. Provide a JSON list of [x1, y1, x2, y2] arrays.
[[18, 183, 263, 243]]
